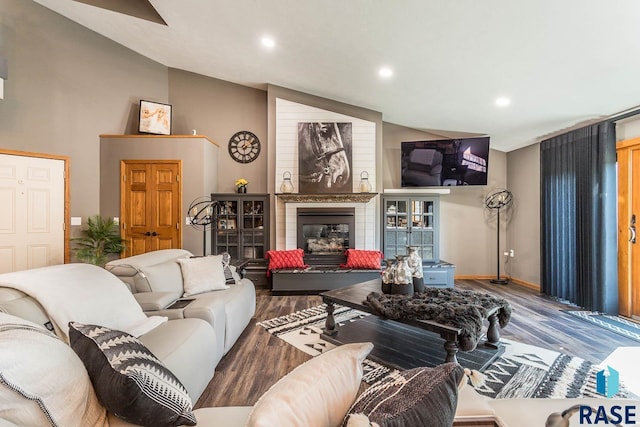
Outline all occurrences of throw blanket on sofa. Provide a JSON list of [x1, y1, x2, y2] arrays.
[[0, 263, 167, 342], [364, 288, 512, 351]]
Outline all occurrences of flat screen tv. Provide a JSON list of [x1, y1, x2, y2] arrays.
[[401, 137, 490, 187]]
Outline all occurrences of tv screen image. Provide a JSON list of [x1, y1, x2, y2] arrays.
[[401, 137, 490, 187]]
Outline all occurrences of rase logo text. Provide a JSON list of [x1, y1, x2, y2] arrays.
[[579, 405, 637, 425]]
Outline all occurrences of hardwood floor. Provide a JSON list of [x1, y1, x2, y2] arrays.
[[194, 279, 639, 409], [194, 289, 320, 408]]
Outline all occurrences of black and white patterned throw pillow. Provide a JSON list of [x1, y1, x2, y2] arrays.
[[221, 252, 236, 284], [68, 322, 196, 427], [343, 362, 464, 427]]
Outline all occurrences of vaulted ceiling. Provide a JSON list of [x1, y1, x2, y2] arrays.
[[34, 0, 640, 152]]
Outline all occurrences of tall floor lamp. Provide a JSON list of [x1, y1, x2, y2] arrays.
[[485, 189, 513, 285], [188, 196, 218, 256]]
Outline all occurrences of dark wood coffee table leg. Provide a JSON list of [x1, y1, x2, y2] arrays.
[[444, 340, 459, 364], [323, 301, 337, 336], [485, 312, 500, 349]]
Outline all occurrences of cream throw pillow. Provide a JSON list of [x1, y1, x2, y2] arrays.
[[177, 255, 229, 297], [0, 313, 108, 427], [246, 342, 374, 427]]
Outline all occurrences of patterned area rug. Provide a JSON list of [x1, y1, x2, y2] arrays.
[[257, 304, 398, 384], [475, 339, 634, 399], [258, 304, 637, 399], [565, 310, 640, 343]]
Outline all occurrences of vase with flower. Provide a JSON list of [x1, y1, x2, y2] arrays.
[[235, 178, 248, 193]]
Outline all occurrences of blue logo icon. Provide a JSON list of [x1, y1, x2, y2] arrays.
[[596, 366, 619, 397]]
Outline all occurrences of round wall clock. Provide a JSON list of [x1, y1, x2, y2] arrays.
[[228, 130, 261, 164]]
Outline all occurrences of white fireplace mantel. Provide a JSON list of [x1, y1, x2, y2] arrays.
[[275, 193, 378, 204]]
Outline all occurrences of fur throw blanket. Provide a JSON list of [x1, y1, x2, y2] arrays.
[[364, 288, 512, 351]]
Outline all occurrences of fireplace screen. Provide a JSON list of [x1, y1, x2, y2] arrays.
[[302, 223, 350, 254], [297, 208, 355, 255]]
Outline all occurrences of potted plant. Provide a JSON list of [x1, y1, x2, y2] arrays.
[[72, 215, 125, 267], [235, 178, 248, 193]]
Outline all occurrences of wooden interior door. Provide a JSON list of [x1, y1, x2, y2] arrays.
[[617, 138, 640, 319], [121, 160, 181, 257]]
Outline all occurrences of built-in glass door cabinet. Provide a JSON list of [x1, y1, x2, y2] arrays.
[[382, 195, 439, 262], [382, 194, 453, 288], [211, 193, 269, 261]]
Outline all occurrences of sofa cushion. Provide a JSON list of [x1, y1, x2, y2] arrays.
[[178, 255, 230, 297], [0, 287, 50, 330], [342, 362, 464, 427], [178, 278, 256, 357], [341, 249, 383, 270], [133, 291, 178, 311], [68, 322, 196, 427], [0, 313, 108, 427], [105, 249, 193, 295], [138, 318, 219, 403], [246, 342, 373, 427], [135, 261, 186, 298], [215, 278, 256, 353]]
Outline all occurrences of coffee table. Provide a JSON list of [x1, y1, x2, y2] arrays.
[[320, 279, 503, 368]]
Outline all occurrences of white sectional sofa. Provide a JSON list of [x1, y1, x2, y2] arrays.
[[0, 249, 257, 407], [0, 263, 218, 403], [105, 249, 256, 365]]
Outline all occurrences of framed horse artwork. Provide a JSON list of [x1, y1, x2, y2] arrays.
[[298, 122, 353, 194]]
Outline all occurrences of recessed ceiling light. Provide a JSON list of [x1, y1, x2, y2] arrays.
[[495, 97, 511, 107], [378, 67, 393, 79], [261, 36, 275, 49]]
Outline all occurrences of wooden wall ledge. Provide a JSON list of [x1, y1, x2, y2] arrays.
[[275, 193, 378, 203], [100, 134, 219, 147]]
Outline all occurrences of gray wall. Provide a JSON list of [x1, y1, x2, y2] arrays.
[[100, 136, 219, 255], [506, 143, 540, 285], [168, 69, 268, 194], [0, 0, 168, 224], [382, 123, 509, 276]]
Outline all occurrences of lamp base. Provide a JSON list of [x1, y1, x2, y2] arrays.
[[489, 278, 509, 285]]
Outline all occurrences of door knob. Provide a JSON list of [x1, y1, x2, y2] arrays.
[[144, 231, 151, 236], [630, 214, 637, 244], [152, 231, 158, 236]]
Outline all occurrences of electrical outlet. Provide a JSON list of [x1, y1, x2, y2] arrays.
[[509, 249, 515, 257], [186, 217, 192, 225]]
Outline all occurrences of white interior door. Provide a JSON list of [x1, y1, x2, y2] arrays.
[[0, 154, 65, 273]]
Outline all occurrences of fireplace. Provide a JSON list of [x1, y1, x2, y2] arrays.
[[297, 207, 355, 265]]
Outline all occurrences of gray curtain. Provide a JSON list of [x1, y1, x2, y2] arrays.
[[540, 122, 618, 313]]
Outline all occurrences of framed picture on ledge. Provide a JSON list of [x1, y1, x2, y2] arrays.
[[139, 100, 172, 135]]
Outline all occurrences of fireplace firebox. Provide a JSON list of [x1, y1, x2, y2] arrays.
[[297, 208, 355, 266]]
